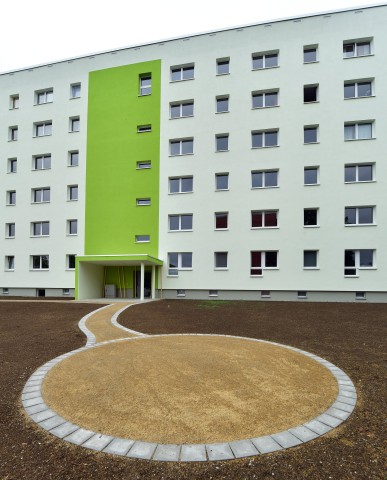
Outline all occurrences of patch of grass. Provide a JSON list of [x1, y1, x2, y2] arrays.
[[196, 300, 233, 309]]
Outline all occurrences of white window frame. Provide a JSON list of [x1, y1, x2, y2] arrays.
[[252, 51, 279, 70], [215, 173, 229, 191], [215, 212, 228, 230], [304, 208, 319, 227], [137, 124, 152, 133], [169, 138, 194, 156], [34, 122, 52, 137], [6, 223, 15, 238], [33, 154, 51, 170], [9, 126, 18, 141], [68, 219, 78, 235], [344, 122, 374, 141], [10, 94, 19, 109], [344, 80, 373, 99], [135, 235, 150, 243], [303, 45, 318, 63], [70, 83, 81, 98], [216, 134, 229, 152], [31, 221, 50, 237], [252, 130, 279, 148], [251, 170, 279, 189], [31, 255, 49, 270], [32, 188, 50, 203], [70, 117, 80, 132], [214, 252, 228, 270], [344, 164, 374, 183], [252, 90, 279, 109], [251, 210, 278, 229], [168, 252, 193, 276], [170, 64, 195, 82], [7, 191, 16, 206], [136, 198, 151, 206], [216, 58, 230, 75], [216, 96, 229, 113], [168, 176, 193, 194], [343, 39, 372, 58], [139, 74, 152, 96], [5, 255, 15, 271], [170, 101, 194, 119], [344, 206, 374, 226], [8, 158, 17, 173], [304, 125, 319, 144], [304, 167, 319, 186], [250, 251, 278, 276], [35, 89, 53, 105], [68, 185, 78, 201], [345, 249, 375, 276], [69, 151, 79, 167], [303, 250, 319, 269], [168, 214, 193, 232]]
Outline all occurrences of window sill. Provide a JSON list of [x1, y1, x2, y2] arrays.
[[67, 199, 79, 202], [304, 225, 319, 228], [303, 101, 320, 104], [215, 111, 229, 114], [169, 78, 194, 83], [215, 150, 229, 153], [344, 95, 375, 100], [343, 53, 374, 60], [344, 275, 359, 278], [345, 180, 376, 184], [69, 96, 81, 100], [32, 168, 51, 171], [8, 140, 18, 142], [214, 268, 229, 271], [30, 236, 50, 238], [168, 153, 194, 157], [7, 171, 17, 174], [344, 137, 375, 142], [68, 130, 80, 133], [303, 267, 320, 270], [5, 270, 15, 272], [215, 228, 229, 231], [6, 204, 16, 207], [169, 115, 194, 120], [30, 269, 50, 272], [216, 72, 230, 76], [251, 186, 279, 190], [67, 234, 78, 236], [303, 142, 320, 145], [345, 224, 376, 227], [215, 189, 229, 192], [9, 107, 19, 110], [251, 145, 279, 149], [32, 202, 50, 204], [68, 164, 79, 168], [33, 135, 52, 138], [252, 105, 279, 110], [251, 227, 279, 230], [252, 66, 280, 71], [138, 93, 152, 97], [34, 102, 53, 106], [303, 60, 319, 64], [168, 230, 193, 233], [66, 268, 75, 271], [304, 183, 320, 186], [168, 191, 193, 195], [5, 237, 15, 239]]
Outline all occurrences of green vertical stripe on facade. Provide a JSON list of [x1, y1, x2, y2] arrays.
[[85, 60, 161, 257]]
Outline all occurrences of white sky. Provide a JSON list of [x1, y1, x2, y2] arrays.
[[0, 0, 382, 72]]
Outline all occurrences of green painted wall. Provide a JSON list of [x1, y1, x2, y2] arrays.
[[85, 60, 161, 256]]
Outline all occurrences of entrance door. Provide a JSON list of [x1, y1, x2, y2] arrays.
[[135, 270, 152, 298]]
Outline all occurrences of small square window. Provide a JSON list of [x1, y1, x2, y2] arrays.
[[304, 208, 318, 227], [215, 173, 229, 191], [9, 127, 18, 141], [70, 117, 80, 132], [304, 167, 319, 185], [69, 151, 79, 167], [8, 158, 17, 173], [216, 58, 230, 75], [177, 289, 186, 297], [215, 212, 228, 230], [215, 252, 228, 269], [355, 291, 366, 300], [10, 95, 19, 109], [304, 126, 318, 144], [209, 290, 218, 297], [304, 250, 318, 268], [2, 288, 9, 295], [298, 291, 307, 298], [303, 46, 318, 63], [216, 96, 229, 113], [261, 290, 271, 298], [63, 288, 70, 295], [304, 85, 318, 103], [70, 83, 81, 98], [216, 134, 229, 152]]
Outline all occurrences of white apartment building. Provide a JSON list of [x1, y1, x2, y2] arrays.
[[1, 4, 387, 302]]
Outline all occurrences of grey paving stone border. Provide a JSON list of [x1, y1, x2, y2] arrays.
[[21, 307, 357, 463]]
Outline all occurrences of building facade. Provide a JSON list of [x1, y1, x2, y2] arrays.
[[1, 4, 387, 302]]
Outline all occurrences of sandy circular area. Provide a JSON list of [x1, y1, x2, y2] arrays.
[[42, 335, 338, 444]]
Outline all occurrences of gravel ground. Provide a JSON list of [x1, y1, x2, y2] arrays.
[[0, 299, 386, 480]]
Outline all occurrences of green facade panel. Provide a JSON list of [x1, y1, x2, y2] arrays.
[[85, 60, 161, 257]]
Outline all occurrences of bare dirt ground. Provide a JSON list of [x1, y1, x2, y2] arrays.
[[0, 300, 386, 479]]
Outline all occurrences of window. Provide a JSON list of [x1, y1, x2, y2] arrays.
[[68, 219, 78, 235], [8, 158, 17, 173], [169, 176, 193, 193], [215, 212, 228, 229], [304, 208, 318, 227], [252, 52, 279, 69], [32, 255, 49, 270], [216, 58, 230, 75], [251, 210, 278, 228], [355, 291, 366, 300], [304, 250, 318, 268], [298, 291, 307, 299], [139, 74, 151, 95], [171, 65, 194, 82], [9, 127, 18, 141], [5, 256, 15, 271], [7, 191, 16, 205], [70, 117, 80, 132], [344, 81, 372, 99], [34, 122, 52, 137], [137, 124, 151, 133], [169, 214, 193, 231], [261, 290, 271, 298], [66, 254, 76, 270], [6, 223, 15, 238], [70, 83, 81, 98], [344, 122, 373, 140], [170, 138, 193, 155], [69, 151, 79, 167], [36, 89, 53, 104], [214, 252, 228, 269], [304, 167, 319, 185], [345, 164, 373, 183], [170, 101, 194, 119], [10, 95, 19, 109], [216, 96, 229, 113], [63, 288, 70, 295], [345, 249, 374, 276], [343, 40, 371, 58], [136, 198, 151, 206], [135, 235, 150, 243], [137, 160, 151, 169], [215, 173, 229, 191], [2, 288, 9, 295], [304, 46, 318, 63], [250, 251, 278, 276], [252, 130, 278, 148], [32, 221, 50, 236], [68, 185, 78, 201], [252, 90, 278, 108], [177, 289, 186, 297], [304, 85, 318, 103], [216, 134, 229, 152], [345, 207, 374, 225], [304, 126, 318, 144], [251, 170, 278, 188], [209, 290, 218, 297], [33, 188, 50, 203], [168, 252, 192, 276], [33, 155, 51, 170]]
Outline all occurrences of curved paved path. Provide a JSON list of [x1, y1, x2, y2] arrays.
[[22, 303, 357, 462]]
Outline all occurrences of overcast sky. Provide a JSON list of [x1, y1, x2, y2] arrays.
[[0, 0, 382, 72]]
